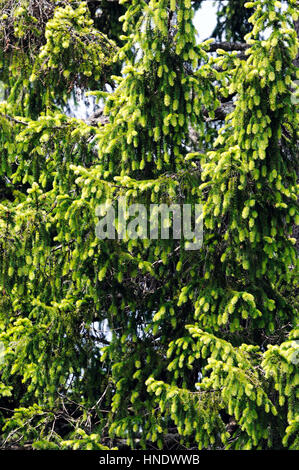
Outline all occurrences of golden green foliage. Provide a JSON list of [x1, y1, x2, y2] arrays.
[[0, 0, 298, 451]]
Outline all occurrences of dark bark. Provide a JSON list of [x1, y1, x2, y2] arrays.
[[207, 41, 250, 52]]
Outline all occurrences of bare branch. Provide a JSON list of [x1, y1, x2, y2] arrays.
[[207, 41, 250, 53]]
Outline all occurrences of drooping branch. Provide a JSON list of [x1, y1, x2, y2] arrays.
[[85, 100, 236, 129]]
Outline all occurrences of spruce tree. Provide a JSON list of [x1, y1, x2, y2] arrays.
[[0, 0, 298, 451]]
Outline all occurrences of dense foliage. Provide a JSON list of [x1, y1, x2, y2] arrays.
[[0, 0, 298, 450]]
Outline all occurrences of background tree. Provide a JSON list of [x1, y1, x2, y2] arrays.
[[0, 0, 298, 450]]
